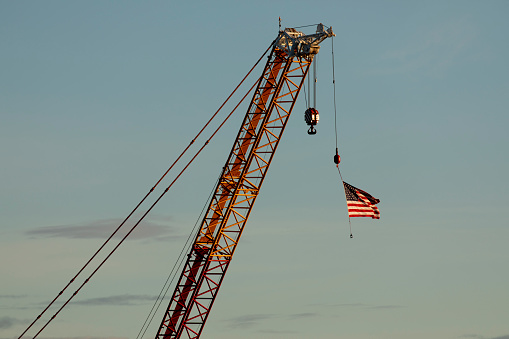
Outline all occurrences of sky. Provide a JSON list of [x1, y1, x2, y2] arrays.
[[1, 1, 508, 339]]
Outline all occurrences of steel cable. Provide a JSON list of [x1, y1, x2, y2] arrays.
[[28, 72, 262, 339], [19, 41, 273, 339], [135, 172, 222, 339], [332, 36, 339, 150]]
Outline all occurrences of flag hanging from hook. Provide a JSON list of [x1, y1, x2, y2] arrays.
[[343, 181, 380, 219]]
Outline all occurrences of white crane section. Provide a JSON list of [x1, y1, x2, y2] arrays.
[[275, 23, 335, 58]]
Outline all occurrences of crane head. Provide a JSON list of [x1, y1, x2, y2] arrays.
[[275, 23, 335, 59]]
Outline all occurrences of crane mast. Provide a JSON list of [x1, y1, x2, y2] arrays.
[[156, 24, 334, 339]]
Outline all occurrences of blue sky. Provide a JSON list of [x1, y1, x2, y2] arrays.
[[1, 1, 508, 339]]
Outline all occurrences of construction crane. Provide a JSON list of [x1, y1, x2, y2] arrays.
[[155, 23, 335, 339], [16, 22, 335, 339]]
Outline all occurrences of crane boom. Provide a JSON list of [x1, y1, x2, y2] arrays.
[[156, 24, 334, 339]]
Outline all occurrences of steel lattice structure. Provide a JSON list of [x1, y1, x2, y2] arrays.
[[156, 25, 334, 339]]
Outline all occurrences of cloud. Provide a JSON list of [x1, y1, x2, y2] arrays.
[[0, 316, 19, 329], [460, 335, 509, 339], [69, 294, 160, 306], [286, 312, 318, 320], [0, 296, 31, 310], [225, 313, 275, 329], [224, 312, 320, 330], [0, 295, 27, 299], [0, 317, 127, 339], [325, 303, 404, 310], [330, 303, 367, 308], [258, 329, 297, 334], [26, 214, 181, 242], [367, 305, 405, 310]]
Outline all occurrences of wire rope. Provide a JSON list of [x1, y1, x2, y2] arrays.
[[303, 81, 308, 108], [336, 166, 352, 238], [20, 42, 272, 339], [30, 75, 260, 339], [135, 172, 222, 339], [313, 55, 317, 108], [332, 36, 339, 151], [292, 23, 331, 30], [307, 63, 311, 108], [330, 37, 350, 237]]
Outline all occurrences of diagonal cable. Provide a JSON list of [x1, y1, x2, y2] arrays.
[[28, 73, 261, 339], [18, 41, 273, 339]]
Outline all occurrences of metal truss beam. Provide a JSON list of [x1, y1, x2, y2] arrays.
[[156, 44, 312, 339]]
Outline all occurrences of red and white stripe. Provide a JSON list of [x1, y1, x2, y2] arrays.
[[347, 191, 380, 219]]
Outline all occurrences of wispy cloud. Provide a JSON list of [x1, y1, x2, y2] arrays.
[[461, 335, 509, 339], [3, 295, 162, 311], [0, 316, 21, 329], [0, 296, 30, 311], [322, 303, 405, 310], [224, 312, 321, 331], [224, 313, 275, 329], [329, 303, 367, 308], [0, 295, 27, 299], [26, 214, 181, 242], [367, 305, 405, 310], [370, 16, 477, 76], [26, 294, 161, 309], [70, 294, 159, 306], [286, 312, 318, 320], [258, 329, 297, 334]]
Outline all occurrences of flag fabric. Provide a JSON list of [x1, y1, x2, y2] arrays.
[[343, 181, 380, 219]]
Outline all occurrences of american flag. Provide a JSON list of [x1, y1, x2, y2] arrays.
[[343, 181, 380, 219]]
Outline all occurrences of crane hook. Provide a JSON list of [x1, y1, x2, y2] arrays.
[[304, 108, 319, 135]]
